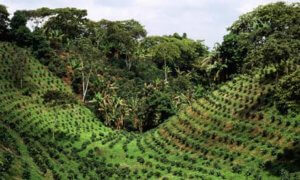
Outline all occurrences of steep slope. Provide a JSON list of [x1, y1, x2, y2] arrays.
[[0, 42, 299, 179], [0, 42, 113, 179]]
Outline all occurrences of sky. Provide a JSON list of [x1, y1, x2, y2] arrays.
[[1, 0, 298, 48]]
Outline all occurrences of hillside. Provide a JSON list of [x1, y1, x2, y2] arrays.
[[1, 2, 300, 180], [0, 42, 299, 179]]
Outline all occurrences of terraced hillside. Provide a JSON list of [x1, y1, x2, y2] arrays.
[[0, 41, 299, 179]]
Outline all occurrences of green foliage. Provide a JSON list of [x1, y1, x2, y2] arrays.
[[152, 42, 181, 67], [1, 4, 209, 132], [12, 49, 30, 89], [29, 7, 88, 41], [0, 4, 9, 41], [274, 69, 300, 114], [142, 91, 176, 130], [96, 19, 147, 69], [134, 60, 163, 82], [69, 37, 104, 101], [193, 85, 205, 99], [152, 42, 180, 83], [207, 2, 300, 82], [10, 11, 32, 46], [92, 92, 128, 129], [10, 11, 28, 30], [31, 30, 53, 59], [265, 145, 300, 176], [10, 11, 54, 60], [244, 37, 300, 69], [142, 36, 208, 72]]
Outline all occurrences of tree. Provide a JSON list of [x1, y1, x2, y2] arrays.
[[151, 42, 180, 83], [9, 10, 53, 60], [10, 11, 28, 30], [141, 36, 208, 72], [206, 60, 228, 82], [97, 19, 147, 70], [41, 8, 88, 41], [275, 69, 300, 114], [10, 11, 33, 46], [213, 2, 300, 79], [13, 49, 29, 89], [142, 91, 176, 131], [31, 29, 53, 59], [70, 38, 103, 102], [16, 7, 88, 49], [0, 4, 9, 41]]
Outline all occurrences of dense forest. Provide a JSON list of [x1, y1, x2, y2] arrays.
[[0, 1, 299, 180]]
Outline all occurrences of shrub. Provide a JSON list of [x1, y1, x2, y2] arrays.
[[137, 156, 145, 164]]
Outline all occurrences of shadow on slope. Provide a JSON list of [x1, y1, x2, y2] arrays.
[[265, 144, 300, 176]]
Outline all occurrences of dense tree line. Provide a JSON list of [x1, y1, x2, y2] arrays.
[[196, 2, 300, 114]]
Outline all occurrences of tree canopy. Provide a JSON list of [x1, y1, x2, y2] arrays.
[[0, 4, 9, 40], [203, 2, 300, 82]]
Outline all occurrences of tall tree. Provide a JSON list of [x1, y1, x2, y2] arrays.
[[141, 36, 208, 72], [98, 19, 147, 69], [14, 49, 29, 89], [20, 7, 88, 48], [42, 8, 88, 41], [0, 4, 9, 41], [151, 42, 180, 83], [10, 11, 33, 46], [218, 2, 300, 75], [70, 38, 103, 102]]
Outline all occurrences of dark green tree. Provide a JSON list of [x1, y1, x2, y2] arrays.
[[10, 11, 32, 46], [142, 91, 175, 131], [210, 2, 300, 80], [42, 8, 88, 41], [0, 4, 9, 41], [97, 19, 147, 69], [13, 49, 29, 89], [274, 69, 300, 114], [151, 42, 180, 83]]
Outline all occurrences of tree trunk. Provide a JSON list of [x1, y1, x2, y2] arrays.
[[82, 72, 85, 102], [83, 78, 89, 102], [125, 55, 132, 70], [82, 70, 91, 102], [164, 59, 168, 84]]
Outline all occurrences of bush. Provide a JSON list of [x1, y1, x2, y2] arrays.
[[22, 167, 31, 180], [141, 91, 176, 131], [275, 69, 300, 114], [137, 156, 145, 164]]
